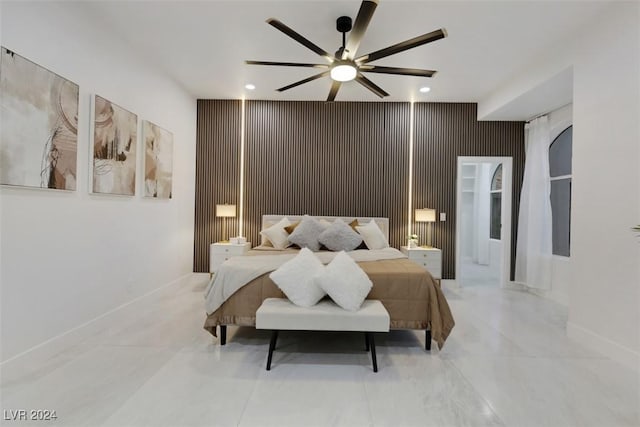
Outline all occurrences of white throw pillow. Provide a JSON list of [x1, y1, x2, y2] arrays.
[[355, 220, 389, 250], [318, 218, 363, 251], [314, 251, 373, 311], [269, 248, 326, 307], [260, 217, 292, 249], [288, 215, 327, 251], [319, 219, 332, 228]]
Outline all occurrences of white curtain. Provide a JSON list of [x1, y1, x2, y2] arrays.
[[515, 116, 553, 289]]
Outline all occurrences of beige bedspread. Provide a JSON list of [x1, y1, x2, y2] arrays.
[[204, 257, 454, 348]]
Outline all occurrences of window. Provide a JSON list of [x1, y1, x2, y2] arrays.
[[490, 164, 502, 240], [549, 126, 572, 256]]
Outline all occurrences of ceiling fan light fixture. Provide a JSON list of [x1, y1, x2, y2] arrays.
[[247, 1, 447, 99], [330, 63, 357, 82]]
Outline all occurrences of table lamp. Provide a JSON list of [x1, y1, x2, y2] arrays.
[[216, 204, 236, 242], [415, 208, 436, 247]]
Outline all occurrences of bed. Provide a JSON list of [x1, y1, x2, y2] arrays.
[[203, 215, 454, 349]]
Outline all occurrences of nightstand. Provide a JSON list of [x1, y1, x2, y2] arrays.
[[400, 246, 442, 281], [210, 242, 251, 274]]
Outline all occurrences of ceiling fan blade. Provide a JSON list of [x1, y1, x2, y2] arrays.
[[327, 81, 342, 102], [277, 71, 330, 92], [246, 60, 329, 69], [356, 28, 447, 64], [355, 73, 389, 98], [267, 18, 333, 61], [359, 65, 436, 77], [343, 0, 378, 60]]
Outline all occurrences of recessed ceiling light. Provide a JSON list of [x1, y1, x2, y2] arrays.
[[419, 87, 431, 93], [245, 84, 256, 90]]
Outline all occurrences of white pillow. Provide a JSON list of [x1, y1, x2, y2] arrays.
[[269, 248, 326, 307], [355, 220, 389, 250], [319, 219, 332, 228], [314, 251, 373, 311], [318, 218, 363, 251], [260, 217, 292, 249], [288, 215, 327, 251]]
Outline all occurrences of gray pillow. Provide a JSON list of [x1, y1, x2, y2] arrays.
[[318, 218, 363, 251], [288, 215, 327, 251]]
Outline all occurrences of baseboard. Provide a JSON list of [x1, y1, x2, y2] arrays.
[[528, 288, 569, 307], [567, 321, 640, 372], [0, 273, 193, 367], [503, 281, 526, 291]]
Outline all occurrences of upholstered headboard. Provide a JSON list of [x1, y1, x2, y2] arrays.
[[260, 214, 389, 245]]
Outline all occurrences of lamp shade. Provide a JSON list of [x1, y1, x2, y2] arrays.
[[216, 204, 236, 218], [415, 208, 436, 222]]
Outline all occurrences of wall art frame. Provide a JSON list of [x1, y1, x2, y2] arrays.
[[90, 94, 138, 196], [0, 47, 79, 191], [142, 120, 173, 199]]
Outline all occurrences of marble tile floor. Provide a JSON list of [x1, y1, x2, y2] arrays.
[[1, 273, 638, 427], [458, 260, 497, 288]]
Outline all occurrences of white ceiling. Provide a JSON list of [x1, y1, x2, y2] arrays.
[[481, 66, 574, 121], [83, 0, 608, 103]]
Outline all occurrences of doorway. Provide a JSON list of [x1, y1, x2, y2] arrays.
[[456, 157, 513, 288]]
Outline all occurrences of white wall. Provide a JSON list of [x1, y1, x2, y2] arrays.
[[460, 164, 476, 259], [479, 3, 640, 370], [473, 163, 492, 265], [0, 2, 197, 362], [461, 192, 474, 258], [568, 3, 639, 370]]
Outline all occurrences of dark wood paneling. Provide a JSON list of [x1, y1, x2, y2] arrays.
[[413, 103, 525, 279], [243, 101, 411, 250], [194, 100, 241, 272], [194, 100, 524, 279]]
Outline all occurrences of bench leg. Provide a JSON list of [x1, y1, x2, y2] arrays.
[[266, 330, 279, 371], [365, 333, 370, 351], [367, 332, 378, 372], [425, 329, 431, 351], [220, 325, 227, 346]]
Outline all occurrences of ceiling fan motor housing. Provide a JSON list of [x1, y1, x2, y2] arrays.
[[337, 16, 353, 33]]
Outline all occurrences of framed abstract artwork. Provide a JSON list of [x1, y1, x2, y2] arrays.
[[91, 95, 138, 195], [142, 120, 173, 199], [0, 47, 79, 190]]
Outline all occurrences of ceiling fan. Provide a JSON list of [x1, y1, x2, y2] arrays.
[[245, 0, 447, 101]]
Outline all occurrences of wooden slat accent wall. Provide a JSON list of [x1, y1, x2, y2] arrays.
[[243, 101, 411, 250], [194, 100, 524, 278], [193, 100, 241, 272], [412, 103, 525, 279]]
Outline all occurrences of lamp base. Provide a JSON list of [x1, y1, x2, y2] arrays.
[[221, 217, 228, 243]]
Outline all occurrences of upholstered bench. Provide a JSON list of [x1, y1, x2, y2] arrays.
[[256, 298, 390, 372]]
